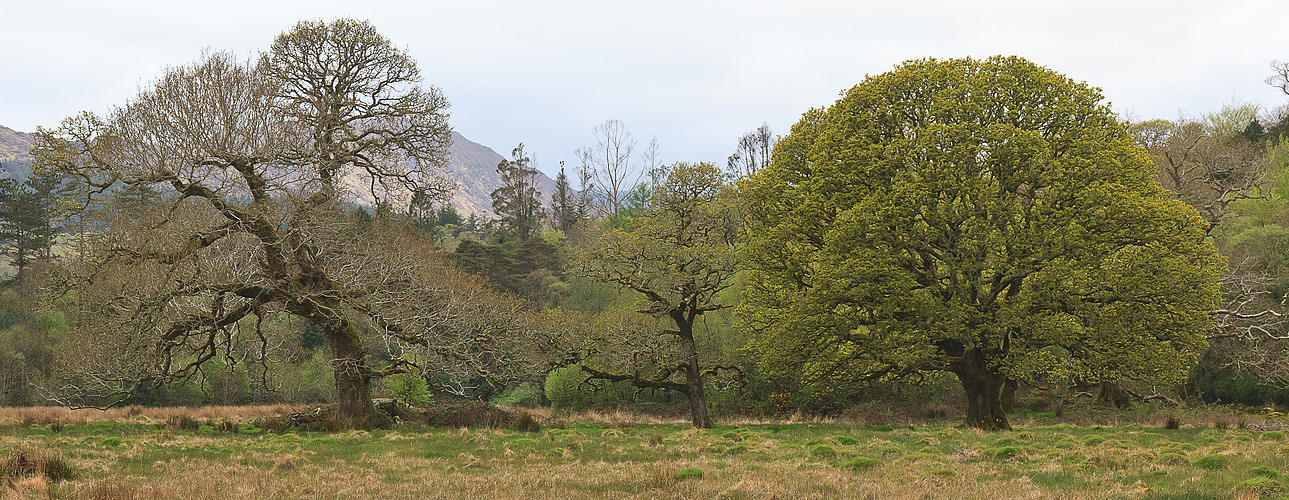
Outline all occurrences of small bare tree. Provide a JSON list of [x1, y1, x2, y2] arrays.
[[726, 123, 775, 179], [576, 120, 643, 218]]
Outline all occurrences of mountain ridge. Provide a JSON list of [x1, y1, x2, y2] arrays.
[[0, 125, 550, 218]]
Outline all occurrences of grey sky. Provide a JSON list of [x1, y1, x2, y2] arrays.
[[3, 1, 1287, 180]]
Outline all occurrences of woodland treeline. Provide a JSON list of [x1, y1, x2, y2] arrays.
[[0, 20, 1286, 430]]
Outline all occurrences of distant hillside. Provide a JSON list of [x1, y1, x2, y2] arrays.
[[444, 131, 558, 218], [0, 125, 555, 217], [0, 125, 34, 179]]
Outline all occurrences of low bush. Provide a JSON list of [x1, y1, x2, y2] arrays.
[[511, 411, 541, 432], [424, 400, 514, 429], [1, 449, 75, 483]]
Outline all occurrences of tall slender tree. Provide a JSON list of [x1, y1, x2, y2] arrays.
[[549, 163, 579, 233], [491, 143, 543, 241]]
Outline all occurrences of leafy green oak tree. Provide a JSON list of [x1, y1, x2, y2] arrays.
[[740, 56, 1224, 430]]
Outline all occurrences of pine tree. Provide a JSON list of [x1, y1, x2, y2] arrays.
[[549, 165, 579, 233], [491, 143, 543, 241], [0, 163, 62, 279]]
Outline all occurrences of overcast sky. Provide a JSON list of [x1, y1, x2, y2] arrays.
[[4, 1, 1288, 180]]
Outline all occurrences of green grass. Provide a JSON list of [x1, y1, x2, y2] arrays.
[[4, 419, 1289, 498]]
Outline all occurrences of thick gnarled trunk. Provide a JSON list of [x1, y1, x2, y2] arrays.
[[292, 289, 375, 426], [326, 320, 375, 425], [953, 348, 1011, 431]]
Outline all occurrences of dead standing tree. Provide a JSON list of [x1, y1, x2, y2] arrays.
[[36, 22, 532, 425]]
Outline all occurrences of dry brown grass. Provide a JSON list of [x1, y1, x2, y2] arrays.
[[0, 405, 299, 426], [2, 452, 1116, 500]]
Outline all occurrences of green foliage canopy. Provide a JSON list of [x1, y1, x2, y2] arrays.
[[740, 56, 1224, 429]]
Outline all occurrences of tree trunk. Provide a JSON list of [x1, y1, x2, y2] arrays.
[[1097, 381, 1131, 409], [299, 298, 375, 426], [1000, 378, 1019, 413], [675, 316, 712, 429], [953, 349, 1011, 431]]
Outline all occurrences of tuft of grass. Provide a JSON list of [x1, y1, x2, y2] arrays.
[[675, 468, 703, 481], [1191, 455, 1229, 470], [217, 420, 239, 434], [1239, 476, 1284, 495], [1263, 431, 1284, 441], [840, 457, 883, 471], [990, 446, 1023, 460], [835, 436, 858, 445], [1252, 465, 1279, 478], [810, 445, 837, 459]]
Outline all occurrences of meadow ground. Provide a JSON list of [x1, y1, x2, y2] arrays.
[[3, 405, 1289, 499]]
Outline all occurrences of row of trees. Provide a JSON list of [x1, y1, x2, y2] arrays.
[[4, 20, 1287, 432]]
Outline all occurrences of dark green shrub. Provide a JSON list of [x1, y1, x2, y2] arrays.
[[1164, 416, 1180, 430]]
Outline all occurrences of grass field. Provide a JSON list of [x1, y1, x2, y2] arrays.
[[3, 406, 1289, 499]]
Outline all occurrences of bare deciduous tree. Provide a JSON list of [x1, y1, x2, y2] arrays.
[[35, 25, 536, 426], [576, 120, 643, 218], [266, 19, 454, 207], [1131, 116, 1271, 234], [726, 123, 775, 179]]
